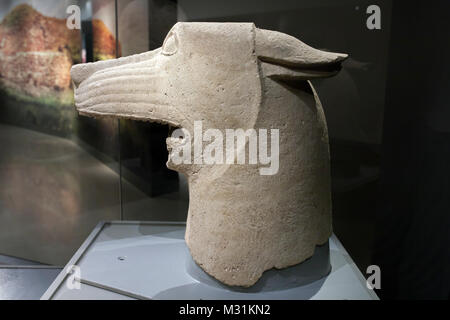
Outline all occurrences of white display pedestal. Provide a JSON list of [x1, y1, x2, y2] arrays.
[[41, 221, 378, 300]]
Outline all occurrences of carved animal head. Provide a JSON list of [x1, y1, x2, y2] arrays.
[[71, 22, 347, 287]]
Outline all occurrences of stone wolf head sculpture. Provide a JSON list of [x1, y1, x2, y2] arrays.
[[71, 22, 347, 287]]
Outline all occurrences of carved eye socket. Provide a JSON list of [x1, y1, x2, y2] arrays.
[[162, 32, 178, 56]]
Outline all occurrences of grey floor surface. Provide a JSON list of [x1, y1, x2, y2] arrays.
[[0, 266, 62, 300], [0, 253, 61, 300]]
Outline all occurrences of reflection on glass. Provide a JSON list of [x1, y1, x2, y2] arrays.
[[0, 0, 120, 265]]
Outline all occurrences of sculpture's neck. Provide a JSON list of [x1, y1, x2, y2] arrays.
[[184, 79, 332, 286]]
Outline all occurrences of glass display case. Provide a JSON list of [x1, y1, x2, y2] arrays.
[[0, 0, 448, 301]]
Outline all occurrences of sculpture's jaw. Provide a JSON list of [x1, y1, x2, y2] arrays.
[[71, 48, 191, 173]]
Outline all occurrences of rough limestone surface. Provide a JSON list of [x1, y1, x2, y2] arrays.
[[71, 22, 347, 287]]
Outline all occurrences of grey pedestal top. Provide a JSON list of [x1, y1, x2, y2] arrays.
[[41, 221, 378, 300]]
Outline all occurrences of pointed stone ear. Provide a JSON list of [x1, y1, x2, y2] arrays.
[[255, 28, 348, 80]]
